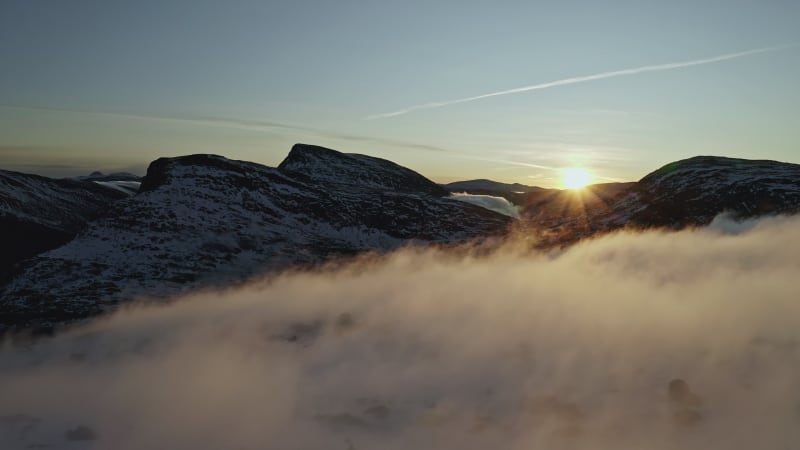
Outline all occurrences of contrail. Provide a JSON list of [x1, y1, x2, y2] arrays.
[[366, 44, 798, 120]]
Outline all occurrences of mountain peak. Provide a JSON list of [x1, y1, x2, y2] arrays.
[[640, 155, 798, 186], [282, 143, 346, 160], [139, 154, 269, 193], [629, 155, 800, 227], [279, 143, 448, 196]]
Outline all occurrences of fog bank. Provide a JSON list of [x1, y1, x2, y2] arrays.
[[448, 192, 520, 218], [2, 215, 800, 449]]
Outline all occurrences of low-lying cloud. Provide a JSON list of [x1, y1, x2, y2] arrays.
[[449, 192, 521, 218], [2, 215, 800, 449]]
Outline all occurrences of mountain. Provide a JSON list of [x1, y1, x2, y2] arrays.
[[443, 179, 545, 206], [0, 170, 130, 279], [520, 156, 800, 246], [0, 144, 513, 332], [521, 182, 636, 225], [443, 177, 637, 232], [444, 179, 544, 194], [77, 171, 141, 182], [280, 144, 449, 196], [627, 156, 800, 227], [76, 171, 142, 195], [4, 151, 800, 332]]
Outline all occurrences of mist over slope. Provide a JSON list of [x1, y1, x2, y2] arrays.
[[449, 192, 521, 218], [2, 214, 800, 449]]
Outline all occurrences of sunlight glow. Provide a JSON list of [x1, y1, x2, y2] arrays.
[[562, 167, 593, 189]]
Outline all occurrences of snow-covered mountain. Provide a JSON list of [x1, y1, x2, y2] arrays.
[[3, 151, 800, 332], [0, 144, 512, 331], [0, 170, 130, 278], [280, 144, 449, 196], [520, 156, 800, 246], [627, 156, 800, 226]]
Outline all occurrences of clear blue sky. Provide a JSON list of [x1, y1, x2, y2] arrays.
[[1, 0, 798, 187]]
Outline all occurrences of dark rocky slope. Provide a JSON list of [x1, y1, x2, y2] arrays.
[[1, 144, 512, 331], [0, 170, 130, 278]]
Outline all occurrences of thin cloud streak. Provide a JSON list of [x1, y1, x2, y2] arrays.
[[0, 105, 453, 154], [465, 156, 630, 184], [464, 155, 557, 171], [366, 44, 799, 119]]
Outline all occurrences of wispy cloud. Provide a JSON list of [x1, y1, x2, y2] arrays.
[[366, 44, 798, 119], [0, 104, 454, 154]]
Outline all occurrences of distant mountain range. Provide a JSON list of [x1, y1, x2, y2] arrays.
[[444, 179, 544, 194], [76, 171, 141, 182], [2, 146, 799, 332]]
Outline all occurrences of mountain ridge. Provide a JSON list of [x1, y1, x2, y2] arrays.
[[0, 144, 512, 331], [279, 143, 449, 196], [0, 169, 131, 278], [444, 179, 544, 194], [3, 150, 800, 332]]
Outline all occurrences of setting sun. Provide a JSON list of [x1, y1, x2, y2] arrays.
[[562, 167, 593, 189]]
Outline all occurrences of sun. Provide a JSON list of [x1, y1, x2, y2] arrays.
[[562, 167, 592, 190]]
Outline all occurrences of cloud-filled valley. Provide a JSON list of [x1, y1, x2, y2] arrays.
[[449, 192, 521, 218], [2, 214, 800, 449]]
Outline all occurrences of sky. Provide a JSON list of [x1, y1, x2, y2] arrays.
[[1, 0, 799, 187]]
